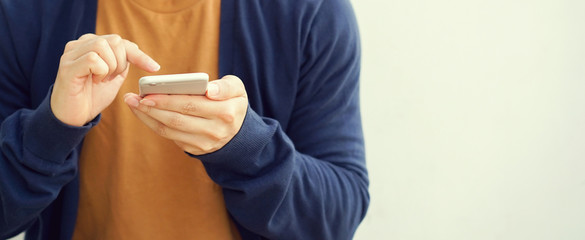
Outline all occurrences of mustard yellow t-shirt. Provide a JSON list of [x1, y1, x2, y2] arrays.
[[73, 0, 240, 239]]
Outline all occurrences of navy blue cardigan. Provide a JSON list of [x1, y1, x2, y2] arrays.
[[0, 0, 368, 239]]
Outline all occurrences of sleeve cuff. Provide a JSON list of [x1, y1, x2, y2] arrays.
[[22, 92, 99, 163], [192, 106, 277, 173]]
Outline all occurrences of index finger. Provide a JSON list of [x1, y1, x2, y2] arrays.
[[123, 40, 160, 72]]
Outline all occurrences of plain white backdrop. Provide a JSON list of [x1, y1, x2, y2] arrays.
[[353, 0, 585, 239], [9, 0, 585, 239]]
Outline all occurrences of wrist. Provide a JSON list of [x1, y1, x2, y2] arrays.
[[50, 84, 88, 127]]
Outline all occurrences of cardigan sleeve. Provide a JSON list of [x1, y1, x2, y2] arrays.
[[196, 0, 369, 239], [0, 3, 96, 238]]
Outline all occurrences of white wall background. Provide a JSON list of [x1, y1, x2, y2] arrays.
[[9, 1, 585, 240], [353, 0, 585, 239]]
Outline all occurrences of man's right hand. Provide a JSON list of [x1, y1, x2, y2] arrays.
[[50, 34, 160, 127]]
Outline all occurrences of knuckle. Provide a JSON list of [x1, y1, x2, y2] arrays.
[[185, 146, 200, 155], [155, 122, 168, 137], [117, 62, 129, 74], [138, 104, 151, 114], [225, 126, 238, 140], [79, 33, 95, 40], [59, 53, 70, 63], [125, 40, 139, 49], [207, 126, 231, 142], [144, 105, 152, 114], [108, 34, 123, 44], [64, 41, 77, 51], [94, 38, 109, 49], [168, 114, 184, 128], [86, 52, 101, 64], [181, 102, 198, 115], [107, 59, 117, 70], [200, 126, 216, 139], [218, 107, 236, 123], [220, 113, 235, 123], [198, 142, 216, 153], [174, 141, 189, 152], [208, 130, 224, 142]]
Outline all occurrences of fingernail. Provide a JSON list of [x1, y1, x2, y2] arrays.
[[125, 95, 139, 107], [207, 82, 218, 97], [140, 99, 156, 107], [149, 59, 161, 72]]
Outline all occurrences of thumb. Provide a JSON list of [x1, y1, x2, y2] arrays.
[[206, 75, 246, 101]]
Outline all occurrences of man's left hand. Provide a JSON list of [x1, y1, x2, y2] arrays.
[[124, 75, 248, 155]]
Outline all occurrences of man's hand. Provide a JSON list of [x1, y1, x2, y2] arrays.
[[51, 34, 160, 127], [124, 75, 248, 155]]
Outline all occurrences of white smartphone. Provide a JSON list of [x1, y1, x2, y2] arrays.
[[139, 72, 209, 97]]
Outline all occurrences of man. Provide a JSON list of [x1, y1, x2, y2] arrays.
[[0, 0, 368, 239]]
